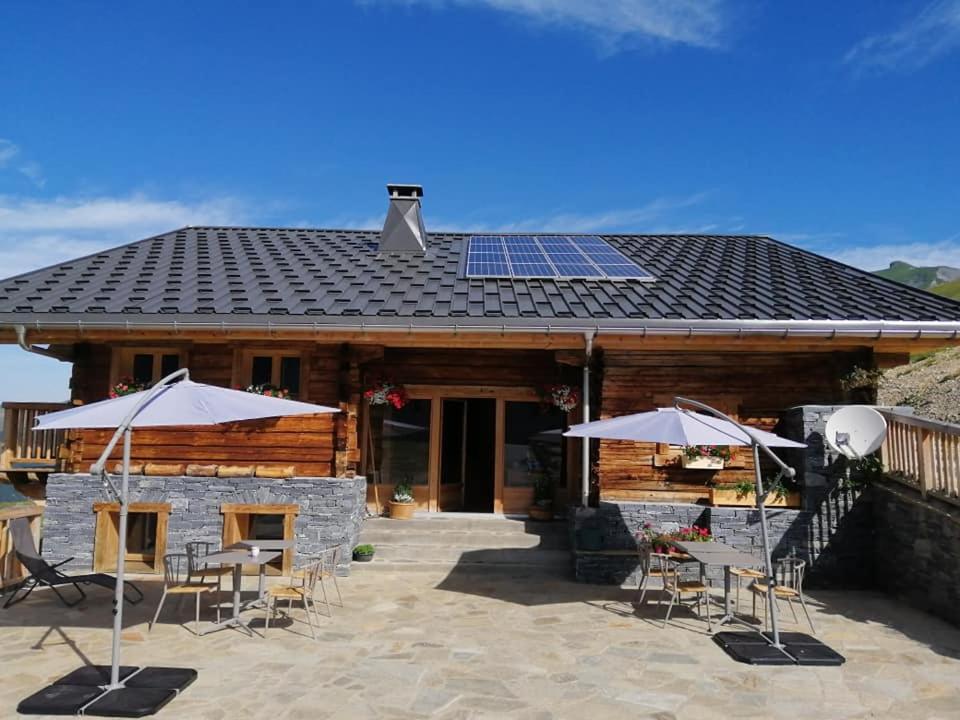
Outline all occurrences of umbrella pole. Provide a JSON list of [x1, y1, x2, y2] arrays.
[[753, 443, 782, 649], [108, 428, 131, 690]]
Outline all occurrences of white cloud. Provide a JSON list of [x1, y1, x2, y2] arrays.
[[17, 162, 45, 188], [428, 192, 712, 233], [0, 139, 19, 167], [845, 0, 960, 73], [0, 139, 47, 187], [0, 193, 247, 278], [821, 237, 960, 271], [362, 0, 729, 49]]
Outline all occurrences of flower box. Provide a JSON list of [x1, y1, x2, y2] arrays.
[[681, 455, 725, 470], [710, 488, 801, 508]]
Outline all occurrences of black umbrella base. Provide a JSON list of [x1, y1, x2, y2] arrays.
[[18, 666, 196, 717], [714, 632, 845, 666]]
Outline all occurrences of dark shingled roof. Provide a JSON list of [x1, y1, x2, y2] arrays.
[[1, 226, 959, 327]]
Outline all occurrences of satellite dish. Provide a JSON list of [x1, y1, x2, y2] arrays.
[[825, 406, 888, 460]]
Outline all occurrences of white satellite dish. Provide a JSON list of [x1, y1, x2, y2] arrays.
[[825, 406, 888, 460]]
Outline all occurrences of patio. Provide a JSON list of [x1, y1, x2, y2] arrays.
[[1, 566, 959, 719]]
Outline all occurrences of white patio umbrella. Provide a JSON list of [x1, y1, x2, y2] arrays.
[[564, 397, 805, 651], [33, 369, 339, 692]]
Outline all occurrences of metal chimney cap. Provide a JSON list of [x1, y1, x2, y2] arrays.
[[386, 184, 423, 199]]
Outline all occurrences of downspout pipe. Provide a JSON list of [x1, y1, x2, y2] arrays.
[[581, 331, 595, 507], [14, 324, 70, 362]]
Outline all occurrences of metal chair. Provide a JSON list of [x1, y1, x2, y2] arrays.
[[316, 545, 343, 614], [660, 554, 712, 631], [3, 517, 143, 609], [729, 565, 765, 610], [635, 541, 670, 606], [149, 553, 220, 635], [750, 557, 815, 634], [264, 558, 323, 640], [184, 540, 231, 605]]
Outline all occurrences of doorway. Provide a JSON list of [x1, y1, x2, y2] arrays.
[[439, 398, 496, 512]]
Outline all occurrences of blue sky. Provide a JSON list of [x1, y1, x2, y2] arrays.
[[1, 0, 959, 401]]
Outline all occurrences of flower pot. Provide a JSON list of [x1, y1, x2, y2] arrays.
[[528, 505, 553, 522], [710, 488, 801, 508], [389, 500, 416, 520], [681, 455, 725, 470], [353, 552, 375, 562]]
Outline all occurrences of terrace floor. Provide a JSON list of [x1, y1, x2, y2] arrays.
[[1, 565, 959, 719]]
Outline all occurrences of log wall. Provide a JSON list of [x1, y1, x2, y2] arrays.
[[68, 342, 341, 476], [596, 349, 872, 503]]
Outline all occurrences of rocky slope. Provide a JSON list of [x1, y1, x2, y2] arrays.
[[878, 346, 960, 424]]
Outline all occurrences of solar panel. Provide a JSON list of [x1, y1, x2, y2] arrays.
[[465, 235, 510, 277], [503, 236, 554, 277], [465, 235, 654, 280]]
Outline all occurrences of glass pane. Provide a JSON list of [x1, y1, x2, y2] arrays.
[[440, 400, 465, 485], [504, 402, 564, 487], [132, 354, 153, 384], [249, 514, 284, 540], [280, 356, 301, 396], [160, 354, 180, 378], [251, 356, 272, 386], [372, 399, 431, 486], [126, 512, 157, 554]]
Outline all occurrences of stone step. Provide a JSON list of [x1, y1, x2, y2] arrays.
[[354, 514, 571, 571], [361, 515, 567, 535], [350, 556, 573, 580], [358, 529, 568, 549], [369, 544, 571, 566]]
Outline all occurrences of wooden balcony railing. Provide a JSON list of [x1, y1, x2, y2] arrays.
[[1, 401, 71, 475], [0, 503, 42, 589], [879, 410, 960, 505]]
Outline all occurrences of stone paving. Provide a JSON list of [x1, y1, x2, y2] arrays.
[[1, 566, 960, 719]]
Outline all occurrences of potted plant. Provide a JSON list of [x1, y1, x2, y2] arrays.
[[681, 445, 732, 470], [352, 544, 375, 562], [389, 481, 416, 520], [528, 473, 554, 521], [710, 477, 800, 508]]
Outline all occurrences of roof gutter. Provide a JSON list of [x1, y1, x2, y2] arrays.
[[14, 324, 71, 361], [4, 317, 960, 340]]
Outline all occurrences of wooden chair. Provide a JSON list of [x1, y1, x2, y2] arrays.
[[185, 540, 232, 588], [185, 540, 231, 619], [751, 557, 815, 634], [660, 554, 712, 631], [635, 541, 669, 606], [149, 553, 219, 635], [730, 565, 765, 610], [264, 558, 323, 640]]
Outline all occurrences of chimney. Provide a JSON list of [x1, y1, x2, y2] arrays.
[[379, 184, 427, 252]]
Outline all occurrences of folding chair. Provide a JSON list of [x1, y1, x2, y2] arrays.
[[3, 517, 143, 609]]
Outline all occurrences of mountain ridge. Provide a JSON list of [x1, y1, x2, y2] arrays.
[[874, 261, 960, 300]]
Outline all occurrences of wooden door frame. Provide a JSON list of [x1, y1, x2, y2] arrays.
[[410, 385, 539, 514], [362, 384, 544, 514]]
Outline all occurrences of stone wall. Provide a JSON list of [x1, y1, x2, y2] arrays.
[[43, 473, 366, 575], [872, 480, 960, 626], [572, 502, 811, 585], [573, 404, 878, 587]]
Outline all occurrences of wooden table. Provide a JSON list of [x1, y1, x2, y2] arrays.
[[199, 548, 281, 636], [672, 540, 758, 628]]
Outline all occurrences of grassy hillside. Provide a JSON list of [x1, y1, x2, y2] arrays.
[[932, 279, 960, 301], [875, 261, 960, 290]]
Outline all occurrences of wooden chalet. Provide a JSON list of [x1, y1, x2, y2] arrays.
[[3, 184, 960, 518]]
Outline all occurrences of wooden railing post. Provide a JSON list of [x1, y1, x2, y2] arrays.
[[919, 428, 933, 499], [1, 405, 17, 470]]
